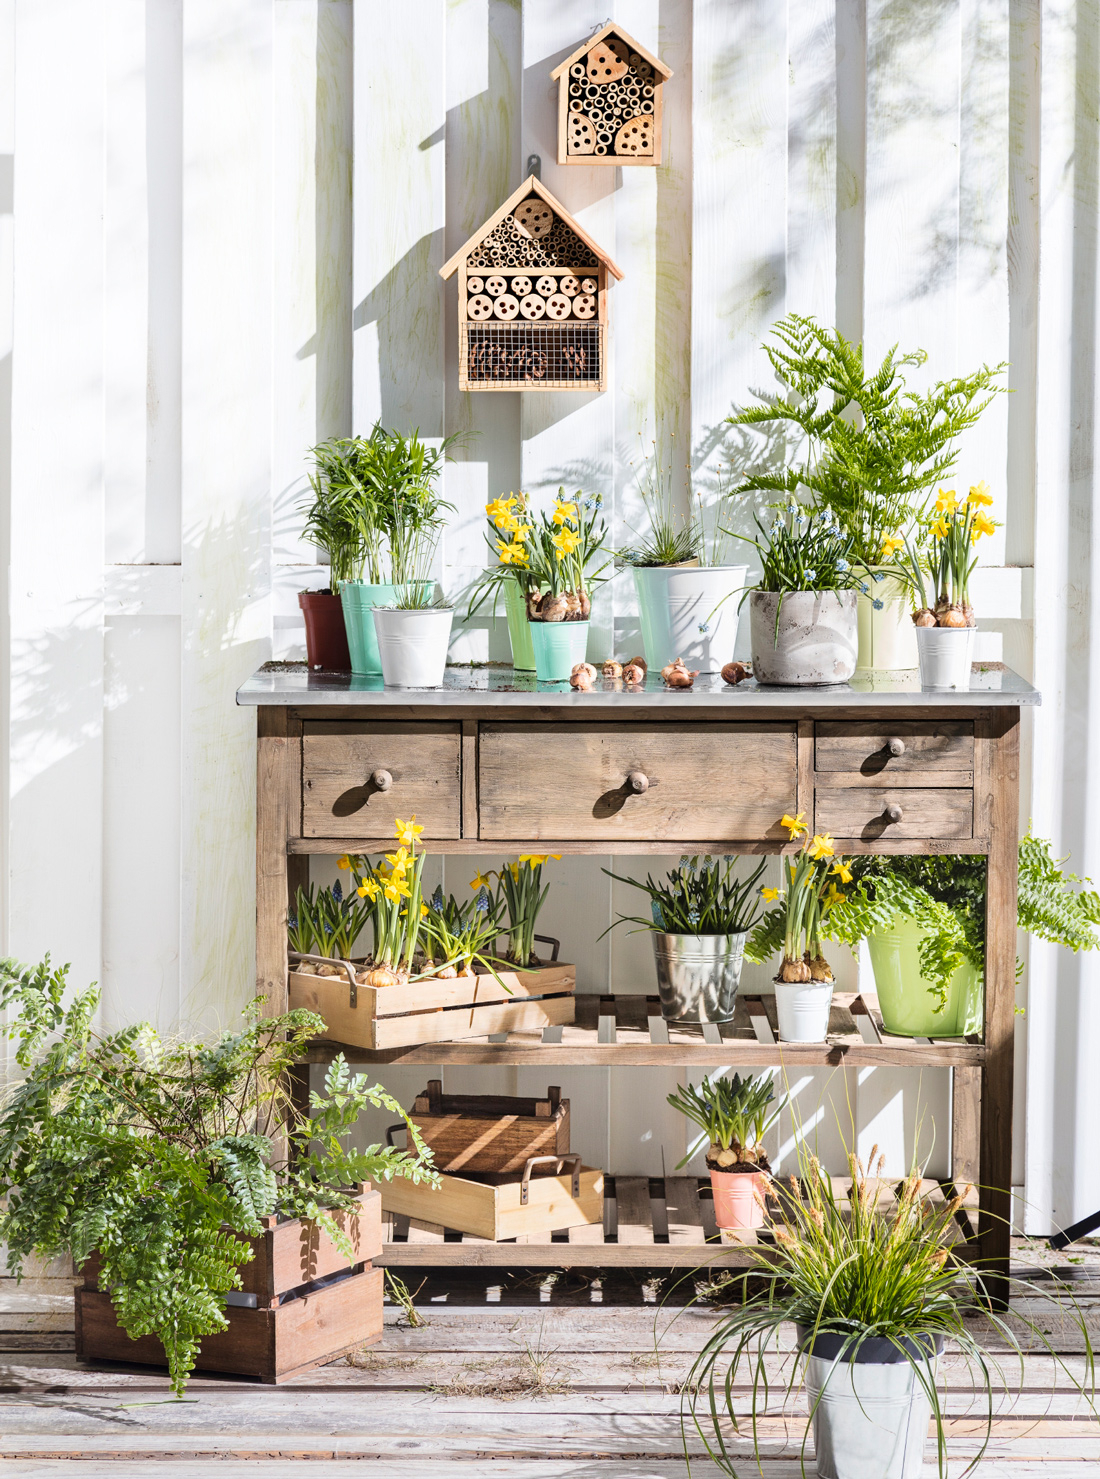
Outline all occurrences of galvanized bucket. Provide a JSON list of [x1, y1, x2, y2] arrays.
[[651, 932, 747, 1023]]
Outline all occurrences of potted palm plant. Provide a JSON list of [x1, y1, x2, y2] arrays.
[[616, 443, 748, 673], [732, 505, 864, 685], [603, 855, 767, 1023], [727, 314, 1005, 673], [298, 444, 361, 671], [899, 484, 996, 689], [680, 1145, 1091, 1479], [0, 958, 437, 1395], [667, 1073, 784, 1231]]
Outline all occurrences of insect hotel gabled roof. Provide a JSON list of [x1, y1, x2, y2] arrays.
[[549, 24, 673, 166], [439, 176, 624, 283]]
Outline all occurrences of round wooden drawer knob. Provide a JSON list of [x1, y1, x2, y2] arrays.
[[885, 803, 904, 823], [371, 769, 393, 792], [627, 770, 649, 794], [887, 737, 906, 756]]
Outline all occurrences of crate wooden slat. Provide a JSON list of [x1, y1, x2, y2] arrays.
[[306, 990, 987, 1068], [410, 1081, 570, 1174]]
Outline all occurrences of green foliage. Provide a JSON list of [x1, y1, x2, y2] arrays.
[[467, 489, 611, 619], [0, 962, 437, 1396], [726, 314, 1006, 568], [288, 880, 370, 959], [603, 855, 767, 937], [667, 1072, 784, 1167], [746, 834, 1100, 1011], [731, 504, 864, 598], [421, 885, 508, 977], [616, 439, 702, 567]]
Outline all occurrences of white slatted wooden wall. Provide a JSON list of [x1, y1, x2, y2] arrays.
[[5, 0, 1093, 1216]]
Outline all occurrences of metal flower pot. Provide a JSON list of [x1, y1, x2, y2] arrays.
[[651, 932, 747, 1023], [799, 1327, 943, 1479]]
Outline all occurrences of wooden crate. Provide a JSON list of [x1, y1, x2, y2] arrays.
[[380, 1155, 603, 1241], [75, 1190, 383, 1382], [410, 1080, 569, 1174], [290, 955, 576, 1050]]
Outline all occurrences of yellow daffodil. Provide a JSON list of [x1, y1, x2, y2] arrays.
[[551, 527, 581, 557], [966, 480, 993, 507], [496, 538, 529, 566], [808, 833, 835, 861], [337, 855, 351, 871], [761, 886, 780, 902], [831, 860, 853, 883], [383, 877, 411, 904], [881, 535, 905, 560], [384, 846, 410, 877], [931, 516, 949, 540], [781, 811, 808, 839], [823, 883, 847, 909], [469, 870, 493, 891], [934, 488, 959, 514], [486, 495, 518, 525], [420, 901, 429, 918], [508, 862, 520, 882], [497, 512, 520, 535], [395, 816, 423, 846], [552, 501, 579, 525], [357, 877, 380, 901], [513, 522, 532, 540], [970, 511, 995, 540]]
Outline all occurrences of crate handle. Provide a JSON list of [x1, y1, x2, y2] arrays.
[[533, 934, 561, 963], [385, 1124, 406, 1149], [289, 951, 358, 1009], [520, 1153, 581, 1203]]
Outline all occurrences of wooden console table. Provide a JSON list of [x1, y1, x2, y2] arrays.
[[237, 662, 1037, 1302]]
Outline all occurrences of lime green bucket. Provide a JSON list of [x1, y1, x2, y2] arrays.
[[341, 582, 432, 675], [867, 913, 983, 1037], [504, 581, 535, 672], [529, 620, 589, 682]]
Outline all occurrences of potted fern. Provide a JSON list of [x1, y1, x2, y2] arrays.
[[0, 958, 437, 1394], [603, 854, 767, 1023], [727, 314, 1004, 674], [667, 1073, 784, 1231]]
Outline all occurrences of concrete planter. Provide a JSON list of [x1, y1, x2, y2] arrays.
[[749, 590, 858, 685], [632, 563, 748, 673]]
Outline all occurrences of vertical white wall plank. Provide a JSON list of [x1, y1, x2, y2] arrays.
[[0, 0, 14, 971], [179, 1, 273, 1029], [8, 0, 105, 992]]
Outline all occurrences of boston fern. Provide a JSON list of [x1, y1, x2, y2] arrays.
[[0, 958, 438, 1395], [746, 834, 1100, 1011]]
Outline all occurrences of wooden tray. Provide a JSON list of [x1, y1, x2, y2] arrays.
[[378, 1153, 603, 1241], [290, 952, 576, 1050], [410, 1080, 570, 1174]]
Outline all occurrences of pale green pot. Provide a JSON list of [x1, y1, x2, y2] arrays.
[[529, 620, 589, 682], [504, 581, 536, 672], [856, 568, 918, 673], [341, 582, 432, 675], [866, 912, 983, 1037]]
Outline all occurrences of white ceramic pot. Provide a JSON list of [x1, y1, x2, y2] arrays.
[[632, 564, 748, 673], [915, 624, 974, 690], [800, 1328, 942, 1479], [372, 607, 454, 688], [774, 979, 833, 1042], [855, 571, 918, 673], [749, 590, 858, 685]]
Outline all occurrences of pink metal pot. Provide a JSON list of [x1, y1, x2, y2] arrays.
[[709, 1168, 768, 1230]]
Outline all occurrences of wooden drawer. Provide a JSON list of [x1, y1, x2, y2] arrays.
[[477, 723, 797, 841], [815, 721, 974, 777], [814, 786, 973, 841], [301, 722, 461, 839]]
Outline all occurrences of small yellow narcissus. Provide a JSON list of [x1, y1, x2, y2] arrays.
[[808, 833, 835, 861], [967, 480, 993, 507], [358, 876, 380, 902], [551, 527, 581, 557], [781, 811, 808, 839], [761, 886, 780, 902], [881, 534, 904, 560], [831, 860, 853, 884], [469, 869, 493, 891], [485, 495, 518, 526], [394, 816, 423, 846]]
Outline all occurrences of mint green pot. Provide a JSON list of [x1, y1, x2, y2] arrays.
[[867, 912, 983, 1037], [529, 619, 589, 682], [504, 581, 535, 672], [341, 582, 432, 675]]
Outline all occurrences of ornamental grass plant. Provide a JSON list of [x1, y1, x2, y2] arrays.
[[603, 855, 767, 937], [469, 854, 562, 967]]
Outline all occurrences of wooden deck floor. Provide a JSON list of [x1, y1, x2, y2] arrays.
[[2, 1239, 1099, 1475]]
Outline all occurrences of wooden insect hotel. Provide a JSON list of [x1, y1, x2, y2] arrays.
[[440, 175, 623, 392], [550, 24, 673, 166]]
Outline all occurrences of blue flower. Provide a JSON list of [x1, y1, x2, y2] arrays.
[[688, 909, 700, 926], [697, 621, 710, 633], [332, 879, 342, 903], [288, 912, 298, 931], [651, 900, 665, 929], [860, 582, 869, 593], [431, 884, 444, 911], [836, 559, 849, 572], [872, 571, 885, 583], [805, 569, 816, 582], [475, 889, 490, 914], [872, 598, 884, 610]]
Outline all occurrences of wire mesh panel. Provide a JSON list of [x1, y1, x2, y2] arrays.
[[462, 322, 603, 391]]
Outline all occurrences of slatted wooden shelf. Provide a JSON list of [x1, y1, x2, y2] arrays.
[[377, 1175, 979, 1269], [306, 990, 985, 1068]]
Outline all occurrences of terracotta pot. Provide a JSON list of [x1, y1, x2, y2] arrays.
[[298, 590, 351, 672], [709, 1166, 768, 1230]]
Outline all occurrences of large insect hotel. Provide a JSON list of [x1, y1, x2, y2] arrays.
[[550, 23, 673, 166], [439, 176, 623, 393]]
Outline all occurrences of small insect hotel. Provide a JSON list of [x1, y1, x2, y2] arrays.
[[439, 175, 623, 392], [550, 23, 673, 165]]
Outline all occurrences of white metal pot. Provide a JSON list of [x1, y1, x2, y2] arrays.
[[915, 624, 974, 690], [632, 564, 748, 673], [750, 590, 858, 685], [800, 1329, 942, 1479], [855, 570, 918, 673], [372, 607, 454, 688], [774, 979, 833, 1042]]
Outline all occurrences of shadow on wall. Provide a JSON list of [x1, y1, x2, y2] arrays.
[[353, 230, 446, 436]]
